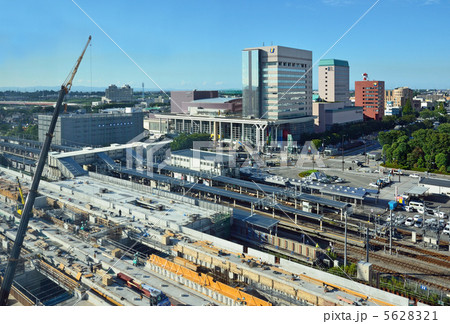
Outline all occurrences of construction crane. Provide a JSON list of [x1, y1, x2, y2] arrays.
[[0, 36, 91, 306], [15, 177, 25, 215]]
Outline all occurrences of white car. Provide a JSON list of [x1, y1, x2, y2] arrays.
[[404, 205, 416, 212], [409, 173, 419, 178], [434, 211, 448, 219], [413, 214, 422, 222], [405, 217, 414, 226], [443, 225, 450, 235]]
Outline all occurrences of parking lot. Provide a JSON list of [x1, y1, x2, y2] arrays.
[[269, 149, 450, 241]]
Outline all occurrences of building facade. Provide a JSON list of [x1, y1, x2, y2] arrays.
[[103, 84, 134, 103], [38, 112, 144, 147], [183, 97, 242, 117], [170, 90, 218, 114], [242, 45, 313, 120], [318, 59, 349, 103], [385, 87, 421, 112], [145, 114, 314, 150], [355, 80, 385, 121], [312, 102, 363, 133], [171, 149, 236, 176]]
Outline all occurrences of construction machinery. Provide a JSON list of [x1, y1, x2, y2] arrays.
[[0, 35, 91, 306], [15, 177, 25, 215]]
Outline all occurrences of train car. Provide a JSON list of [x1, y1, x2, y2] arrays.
[[117, 273, 171, 306]]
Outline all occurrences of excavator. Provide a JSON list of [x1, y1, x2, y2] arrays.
[[0, 36, 91, 306], [15, 177, 25, 216]]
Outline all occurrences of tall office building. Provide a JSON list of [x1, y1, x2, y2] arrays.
[[242, 45, 312, 120], [318, 59, 349, 103], [103, 84, 134, 103], [355, 77, 385, 121]]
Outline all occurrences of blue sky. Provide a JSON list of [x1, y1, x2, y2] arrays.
[[1, 0, 449, 91]]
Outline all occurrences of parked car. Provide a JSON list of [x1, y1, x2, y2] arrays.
[[443, 225, 450, 235], [413, 214, 422, 222], [409, 173, 419, 178], [405, 217, 414, 226], [395, 216, 405, 226], [414, 218, 423, 228], [404, 205, 416, 212], [434, 211, 448, 219]]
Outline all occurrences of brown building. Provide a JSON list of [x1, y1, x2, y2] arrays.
[[355, 80, 385, 121], [170, 90, 218, 114]]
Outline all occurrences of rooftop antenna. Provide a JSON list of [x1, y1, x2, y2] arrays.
[[142, 82, 145, 101]]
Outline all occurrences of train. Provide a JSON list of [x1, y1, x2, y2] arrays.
[[117, 272, 171, 306]]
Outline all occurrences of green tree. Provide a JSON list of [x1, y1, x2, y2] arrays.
[[402, 98, 414, 116], [435, 153, 448, 170], [170, 133, 211, 151], [311, 139, 322, 150], [437, 102, 447, 115]]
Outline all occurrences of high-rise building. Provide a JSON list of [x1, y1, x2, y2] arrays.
[[355, 78, 385, 121], [318, 59, 349, 103], [242, 45, 312, 120], [103, 84, 134, 103]]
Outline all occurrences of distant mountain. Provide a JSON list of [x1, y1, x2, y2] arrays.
[[0, 86, 107, 92]]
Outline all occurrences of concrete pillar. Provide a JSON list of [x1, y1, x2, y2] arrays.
[[230, 122, 233, 142], [295, 214, 297, 224]]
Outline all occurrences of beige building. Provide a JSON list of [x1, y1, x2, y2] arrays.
[[385, 87, 421, 111], [318, 59, 350, 103]]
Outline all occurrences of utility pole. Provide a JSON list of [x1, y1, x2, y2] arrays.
[[389, 209, 393, 255], [344, 211, 348, 268], [342, 137, 345, 171], [366, 227, 370, 262]]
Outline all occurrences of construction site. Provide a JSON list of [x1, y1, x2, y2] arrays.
[[0, 167, 414, 306]]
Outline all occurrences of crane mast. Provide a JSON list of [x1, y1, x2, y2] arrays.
[[0, 36, 91, 306]]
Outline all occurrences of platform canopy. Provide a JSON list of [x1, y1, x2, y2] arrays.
[[404, 186, 429, 196]]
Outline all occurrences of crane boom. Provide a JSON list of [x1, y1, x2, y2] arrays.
[[0, 36, 91, 306], [16, 177, 25, 205], [15, 177, 25, 215]]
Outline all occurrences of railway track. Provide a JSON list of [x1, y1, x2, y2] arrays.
[[335, 243, 450, 293], [372, 237, 450, 268]]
